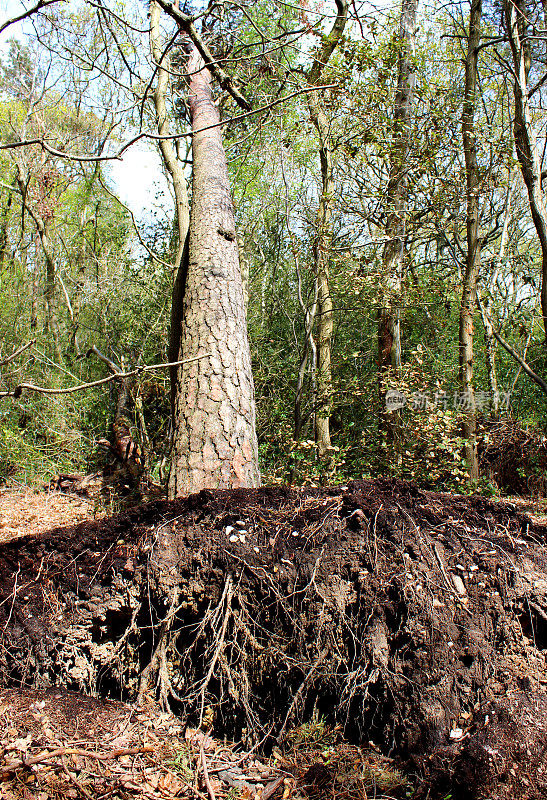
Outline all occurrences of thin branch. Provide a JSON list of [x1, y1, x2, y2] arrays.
[[154, 0, 251, 111], [84, 0, 151, 33], [200, 745, 217, 800], [476, 295, 547, 394], [0, 340, 36, 367], [88, 344, 122, 374], [528, 68, 547, 97], [0, 354, 211, 399], [1, 745, 154, 777], [98, 177, 174, 268], [307, 0, 348, 85], [0, 0, 62, 35], [0, 84, 337, 162]]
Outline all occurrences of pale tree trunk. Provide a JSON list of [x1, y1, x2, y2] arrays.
[[476, 179, 514, 419], [168, 45, 260, 497], [477, 289, 499, 418], [71, 164, 101, 358], [307, 92, 334, 462], [149, 0, 191, 415], [460, 0, 482, 482], [16, 165, 63, 362], [237, 231, 249, 310], [378, 0, 418, 454], [293, 254, 318, 444], [304, 0, 347, 466], [504, 0, 547, 342], [41, 220, 63, 365], [30, 240, 38, 330], [70, 205, 88, 358]]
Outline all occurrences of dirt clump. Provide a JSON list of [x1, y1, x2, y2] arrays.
[[0, 478, 546, 799]]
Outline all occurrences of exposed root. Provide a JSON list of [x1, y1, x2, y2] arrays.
[[1, 480, 547, 799], [137, 586, 180, 709]]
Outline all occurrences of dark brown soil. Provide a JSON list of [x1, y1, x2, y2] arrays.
[[0, 478, 547, 799]]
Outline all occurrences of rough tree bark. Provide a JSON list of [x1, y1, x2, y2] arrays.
[[460, 0, 482, 482], [504, 0, 547, 342], [378, 0, 418, 453], [168, 44, 260, 496]]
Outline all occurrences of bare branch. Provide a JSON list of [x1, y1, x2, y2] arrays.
[[0, 0, 62, 36], [307, 0, 348, 85], [153, 0, 252, 111], [88, 345, 122, 374], [476, 295, 547, 395], [200, 745, 217, 800], [0, 354, 211, 399], [98, 176, 174, 269], [0, 340, 36, 367], [0, 84, 337, 162]]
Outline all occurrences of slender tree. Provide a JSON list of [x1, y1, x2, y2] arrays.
[[149, 0, 190, 415], [378, 0, 418, 451], [460, 0, 482, 481], [504, 0, 547, 343], [305, 0, 348, 465]]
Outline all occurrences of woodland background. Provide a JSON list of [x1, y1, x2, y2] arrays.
[[0, 0, 546, 497]]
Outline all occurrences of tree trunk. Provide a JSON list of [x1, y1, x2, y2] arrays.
[[303, 0, 348, 468], [41, 220, 63, 364], [0, 180, 14, 270], [504, 0, 547, 342], [460, 0, 482, 483], [90, 346, 143, 487], [168, 45, 260, 496], [30, 241, 38, 330], [477, 290, 499, 417], [149, 0, 191, 417], [293, 258, 318, 448], [307, 92, 334, 463], [378, 0, 418, 455], [476, 178, 514, 420], [237, 231, 250, 310], [16, 165, 63, 363]]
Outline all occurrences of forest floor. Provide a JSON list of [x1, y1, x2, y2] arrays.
[[0, 487, 106, 545], [0, 480, 547, 800]]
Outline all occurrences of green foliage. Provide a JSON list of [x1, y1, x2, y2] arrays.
[[164, 745, 195, 781], [284, 718, 340, 749]]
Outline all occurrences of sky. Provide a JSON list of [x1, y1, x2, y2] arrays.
[[106, 145, 173, 226]]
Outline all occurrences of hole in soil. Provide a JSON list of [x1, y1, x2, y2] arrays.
[[459, 653, 474, 668], [519, 607, 547, 650], [91, 608, 133, 644]]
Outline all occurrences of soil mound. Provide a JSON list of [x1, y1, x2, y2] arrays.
[[0, 478, 546, 799]]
